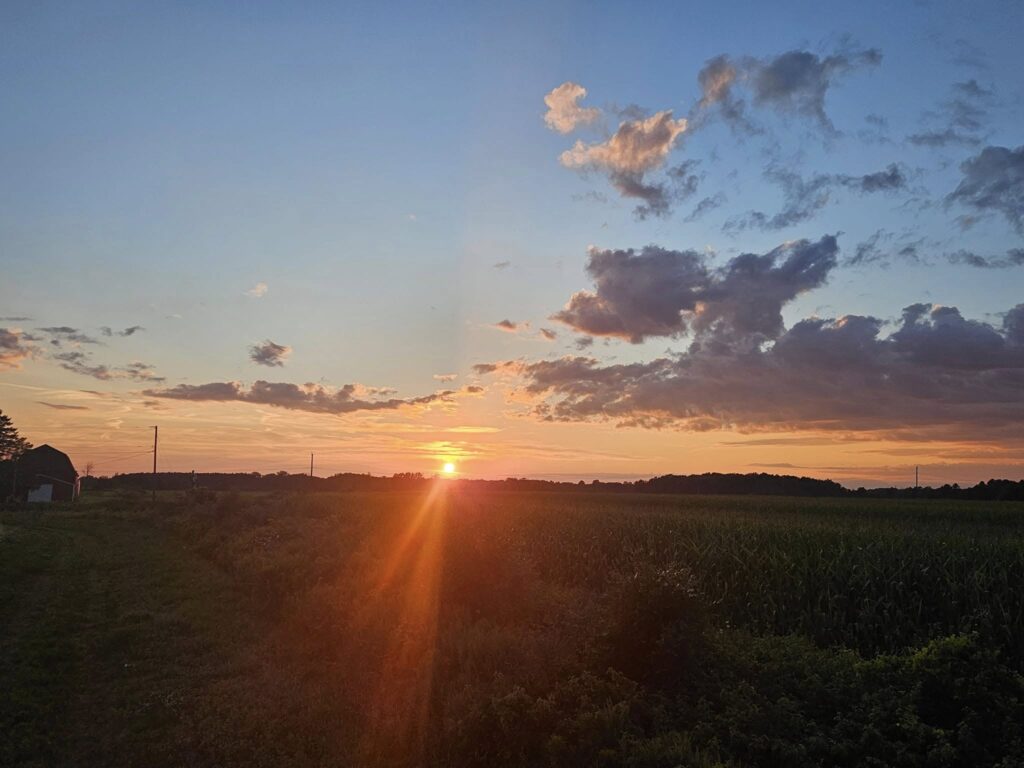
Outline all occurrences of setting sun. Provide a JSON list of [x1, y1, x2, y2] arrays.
[[442, 462, 456, 475]]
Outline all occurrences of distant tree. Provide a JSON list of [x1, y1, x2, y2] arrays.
[[0, 408, 31, 461], [0, 409, 32, 499]]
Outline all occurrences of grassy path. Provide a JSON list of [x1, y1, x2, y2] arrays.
[[0, 510, 347, 768]]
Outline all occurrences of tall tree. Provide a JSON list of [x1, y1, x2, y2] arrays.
[[0, 408, 32, 461]]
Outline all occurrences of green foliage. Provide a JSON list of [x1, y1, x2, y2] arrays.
[[3, 491, 1024, 766], [0, 408, 31, 461]]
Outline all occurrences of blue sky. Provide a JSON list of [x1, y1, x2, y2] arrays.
[[1, 1, 1022, 484]]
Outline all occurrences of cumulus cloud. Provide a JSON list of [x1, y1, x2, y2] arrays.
[[543, 82, 600, 134], [0, 328, 35, 368], [696, 46, 882, 133], [559, 110, 689, 218], [478, 302, 1024, 438], [947, 145, 1024, 235], [145, 380, 471, 416], [249, 339, 291, 367], [246, 282, 269, 298], [552, 235, 838, 344]]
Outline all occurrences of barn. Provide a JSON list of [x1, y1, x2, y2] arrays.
[[17, 444, 79, 502]]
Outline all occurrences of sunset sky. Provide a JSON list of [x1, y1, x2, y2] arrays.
[[2, 1, 1023, 486]]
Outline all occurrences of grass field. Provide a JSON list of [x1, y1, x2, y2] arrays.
[[2, 489, 1024, 767]]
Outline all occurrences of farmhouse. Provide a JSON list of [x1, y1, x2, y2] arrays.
[[17, 444, 79, 502]]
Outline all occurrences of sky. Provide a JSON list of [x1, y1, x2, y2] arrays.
[[2, 0, 1023, 487]]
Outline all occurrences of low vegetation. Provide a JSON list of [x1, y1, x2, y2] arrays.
[[3, 489, 1024, 766]]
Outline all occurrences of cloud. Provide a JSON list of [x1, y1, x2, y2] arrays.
[[849, 233, 1022, 270], [947, 145, 1024, 235], [479, 302, 1024, 438], [685, 192, 727, 222], [559, 110, 688, 218], [38, 402, 90, 411], [552, 235, 839, 344], [493, 260, 511, 270], [543, 82, 600, 134], [249, 339, 291, 367], [433, 373, 458, 382], [52, 350, 165, 382], [908, 80, 992, 148], [0, 328, 35, 368], [145, 380, 469, 416], [493, 319, 522, 333], [246, 282, 269, 298], [946, 248, 1024, 269], [539, 328, 558, 341], [696, 46, 882, 133], [728, 165, 907, 232], [100, 325, 144, 337], [0, 316, 31, 322], [36, 326, 100, 346]]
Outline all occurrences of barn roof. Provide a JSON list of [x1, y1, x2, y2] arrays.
[[21, 444, 78, 480]]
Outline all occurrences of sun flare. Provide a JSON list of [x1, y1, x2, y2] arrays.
[[442, 462, 456, 475]]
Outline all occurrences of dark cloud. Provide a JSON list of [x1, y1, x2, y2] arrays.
[[53, 350, 164, 382], [38, 402, 90, 411], [946, 248, 1024, 269], [37, 326, 100, 346], [53, 351, 112, 380], [684, 192, 727, 222], [849, 232, 1022, 270], [100, 325, 145, 337], [0, 316, 31, 322], [539, 328, 558, 341], [947, 145, 1024, 235], [729, 165, 907, 232], [907, 80, 992, 148], [907, 129, 981, 148], [493, 260, 511, 270], [846, 230, 926, 267], [479, 302, 1024, 438], [552, 235, 838, 344], [849, 164, 906, 193], [0, 328, 35, 368], [751, 48, 881, 132], [249, 339, 291, 367], [493, 319, 521, 332], [145, 380, 467, 416], [696, 46, 881, 133]]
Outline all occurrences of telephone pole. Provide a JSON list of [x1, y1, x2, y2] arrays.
[[310, 452, 314, 478], [152, 426, 159, 502], [915, 465, 919, 489]]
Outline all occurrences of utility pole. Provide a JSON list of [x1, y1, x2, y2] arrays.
[[310, 452, 314, 478], [915, 465, 919, 489], [152, 426, 158, 503]]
